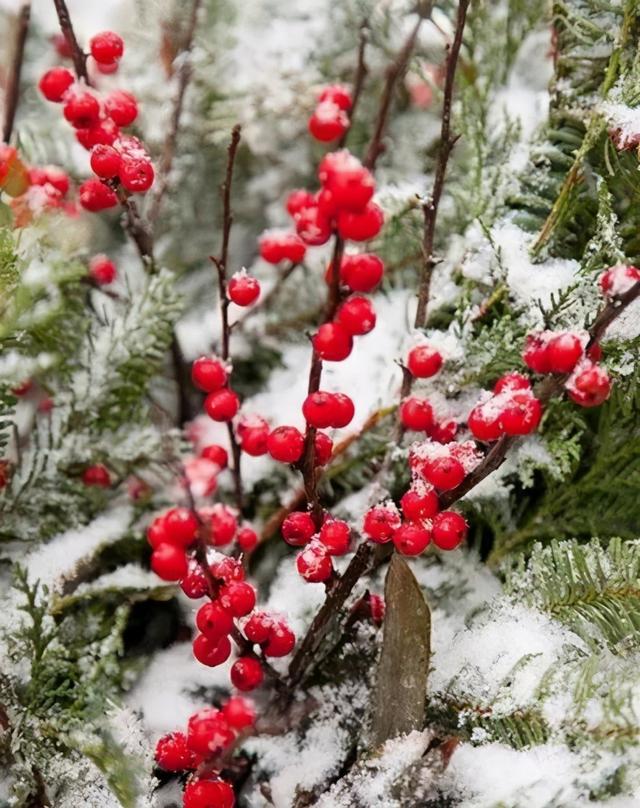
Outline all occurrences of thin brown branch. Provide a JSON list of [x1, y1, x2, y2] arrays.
[[148, 0, 203, 224], [51, 0, 90, 85], [337, 20, 369, 149], [363, 15, 425, 170], [115, 187, 155, 267], [3, 2, 31, 144], [414, 0, 470, 328]]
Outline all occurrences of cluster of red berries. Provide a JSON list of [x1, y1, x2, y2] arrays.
[[192, 356, 239, 423], [468, 372, 542, 441], [398, 343, 457, 440], [308, 84, 352, 142], [155, 696, 256, 807], [279, 510, 352, 582], [38, 31, 154, 212]]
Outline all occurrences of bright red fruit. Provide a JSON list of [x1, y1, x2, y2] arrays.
[[522, 332, 551, 374], [599, 264, 640, 297], [286, 189, 315, 217], [400, 397, 434, 432], [89, 254, 117, 285], [422, 456, 465, 490], [567, 363, 611, 407], [38, 67, 74, 102], [82, 463, 111, 487], [282, 511, 316, 546], [201, 444, 228, 468], [196, 601, 234, 640], [192, 633, 232, 667], [393, 523, 431, 555], [204, 389, 240, 421], [400, 487, 439, 521], [319, 519, 351, 555], [219, 581, 256, 616], [76, 118, 120, 149], [210, 556, 244, 584], [119, 158, 154, 193], [165, 506, 199, 545], [267, 426, 305, 463], [308, 101, 349, 142], [295, 204, 332, 246], [302, 391, 340, 429], [546, 332, 584, 373], [331, 392, 355, 427], [319, 84, 353, 110], [187, 708, 234, 756], [407, 344, 443, 378], [63, 90, 100, 128], [238, 418, 270, 456], [337, 202, 384, 242], [259, 231, 307, 263], [323, 153, 375, 211], [223, 696, 256, 730], [314, 431, 332, 466], [262, 620, 295, 656], [147, 515, 168, 549], [90, 145, 122, 179], [313, 322, 353, 361], [191, 356, 228, 392], [90, 31, 124, 64], [432, 511, 468, 550], [236, 525, 258, 552], [104, 90, 138, 126], [29, 165, 69, 195], [79, 179, 118, 211], [467, 402, 503, 442], [340, 253, 384, 291], [493, 372, 531, 394], [151, 544, 188, 581], [202, 504, 237, 546], [431, 418, 458, 444], [499, 393, 542, 435], [363, 504, 402, 543], [230, 657, 264, 691], [297, 542, 333, 582], [229, 272, 260, 306], [180, 561, 209, 599], [244, 611, 272, 644], [183, 779, 235, 808], [154, 731, 193, 771], [336, 295, 376, 335]]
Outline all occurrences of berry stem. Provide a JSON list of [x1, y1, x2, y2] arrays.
[[337, 20, 370, 149], [51, 0, 91, 85], [2, 1, 31, 144], [414, 0, 470, 329]]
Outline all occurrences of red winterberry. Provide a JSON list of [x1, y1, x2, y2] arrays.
[[104, 90, 138, 126], [340, 253, 384, 292], [238, 418, 270, 456], [369, 593, 385, 625], [82, 463, 111, 487], [319, 84, 353, 110], [187, 708, 234, 756], [201, 504, 238, 546], [393, 523, 431, 556], [244, 611, 272, 644], [400, 397, 434, 432], [282, 511, 316, 546], [90, 31, 124, 65], [323, 153, 374, 211], [210, 556, 245, 584], [79, 179, 118, 211], [192, 633, 232, 667], [336, 295, 376, 335], [205, 389, 240, 422], [119, 158, 154, 193], [422, 455, 465, 490], [313, 322, 353, 361], [228, 273, 260, 307], [302, 391, 339, 428], [262, 620, 295, 656], [297, 542, 333, 582], [259, 231, 307, 263], [432, 511, 468, 550], [308, 101, 349, 142], [38, 67, 74, 102], [295, 204, 333, 246], [89, 254, 117, 285], [400, 487, 439, 521], [230, 657, 263, 691], [286, 189, 315, 217], [314, 431, 333, 465], [29, 165, 69, 195], [90, 144, 122, 179], [499, 392, 542, 435], [151, 543, 188, 581], [201, 444, 228, 468], [407, 344, 443, 378], [493, 372, 531, 394], [546, 332, 584, 374], [183, 778, 235, 808], [567, 363, 611, 407], [522, 332, 551, 374], [180, 561, 209, 599], [267, 426, 305, 463], [76, 118, 120, 150], [192, 356, 227, 392], [236, 525, 258, 552], [147, 515, 168, 548], [63, 90, 100, 128], [599, 264, 640, 297], [155, 731, 193, 772], [319, 519, 350, 555], [222, 696, 256, 730], [196, 601, 234, 640], [337, 202, 384, 242], [219, 581, 256, 617], [165, 506, 198, 546], [468, 402, 503, 442], [431, 418, 458, 444], [363, 504, 402, 543], [331, 392, 355, 427]]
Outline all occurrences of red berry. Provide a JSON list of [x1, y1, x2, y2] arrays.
[[313, 322, 353, 361], [286, 190, 315, 217], [119, 158, 154, 193], [89, 254, 117, 285], [155, 731, 193, 771], [90, 31, 124, 64], [319, 84, 353, 110], [82, 463, 111, 487], [302, 391, 339, 428], [493, 372, 531, 394], [318, 519, 350, 555], [147, 515, 168, 548], [468, 402, 503, 442], [192, 633, 232, 667], [363, 504, 401, 543], [219, 581, 256, 617], [314, 431, 333, 465], [336, 295, 376, 335], [599, 264, 640, 297], [187, 708, 234, 756], [259, 231, 307, 263], [340, 253, 384, 292], [205, 389, 240, 421], [263, 620, 295, 656], [79, 179, 118, 211], [546, 332, 584, 374], [499, 393, 542, 435], [331, 392, 355, 427], [422, 456, 465, 490], [210, 556, 245, 584], [567, 363, 611, 407], [407, 345, 443, 378], [238, 417, 270, 456], [317, 186, 339, 219], [236, 525, 258, 552], [337, 202, 383, 242], [104, 90, 138, 126], [230, 657, 263, 691], [323, 152, 374, 211], [183, 778, 235, 808], [151, 543, 188, 581], [192, 356, 228, 392], [432, 511, 468, 550], [369, 593, 385, 625], [522, 332, 552, 374], [400, 487, 439, 521], [180, 561, 209, 599], [400, 397, 434, 432], [165, 506, 199, 546], [586, 342, 602, 362], [201, 444, 228, 468], [244, 611, 272, 643], [76, 118, 120, 150], [282, 511, 316, 546], [308, 101, 349, 142], [393, 523, 431, 555], [196, 601, 234, 640], [295, 204, 332, 246], [63, 90, 100, 128], [228, 273, 260, 306], [38, 67, 74, 102], [90, 145, 122, 179], [222, 696, 256, 730], [29, 165, 70, 196], [297, 542, 333, 582], [267, 426, 305, 463], [201, 504, 237, 546], [431, 419, 458, 444]]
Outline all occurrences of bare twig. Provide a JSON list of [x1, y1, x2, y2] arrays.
[[148, 0, 203, 224], [414, 0, 470, 328], [51, 0, 90, 85], [337, 21, 369, 148], [2, 2, 31, 143]]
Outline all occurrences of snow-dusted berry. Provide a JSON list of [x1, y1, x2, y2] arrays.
[[295, 204, 332, 246], [308, 101, 349, 142], [286, 189, 315, 217], [499, 392, 542, 435], [407, 344, 443, 378], [38, 67, 74, 102], [393, 523, 431, 555], [119, 158, 155, 193], [89, 254, 117, 285], [186, 708, 234, 756], [183, 778, 235, 808], [282, 511, 316, 546], [336, 295, 376, 335], [319, 84, 353, 110], [222, 696, 256, 730], [90, 31, 124, 65], [63, 90, 100, 128], [192, 356, 228, 392], [400, 486, 439, 521], [432, 511, 468, 550], [259, 231, 307, 263], [567, 361, 611, 407], [599, 264, 640, 297], [522, 332, 552, 374], [219, 581, 256, 617], [228, 273, 260, 306], [340, 253, 384, 292], [79, 179, 118, 211], [154, 731, 193, 771], [400, 397, 434, 432], [297, 541, 334, 582], [546, 332, 584, 374], [314, 431, 333, 465], [312, 322, 353, 361], [104, 90, 138, 126], [319, 518, 351, 555], [201, 444, 228, 468], [337, 202, 384, 242], [363, 503, 401, 543], [205, 389, 240, 421], [422, 455, 465, 491], [267, 426, 305, 463]]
